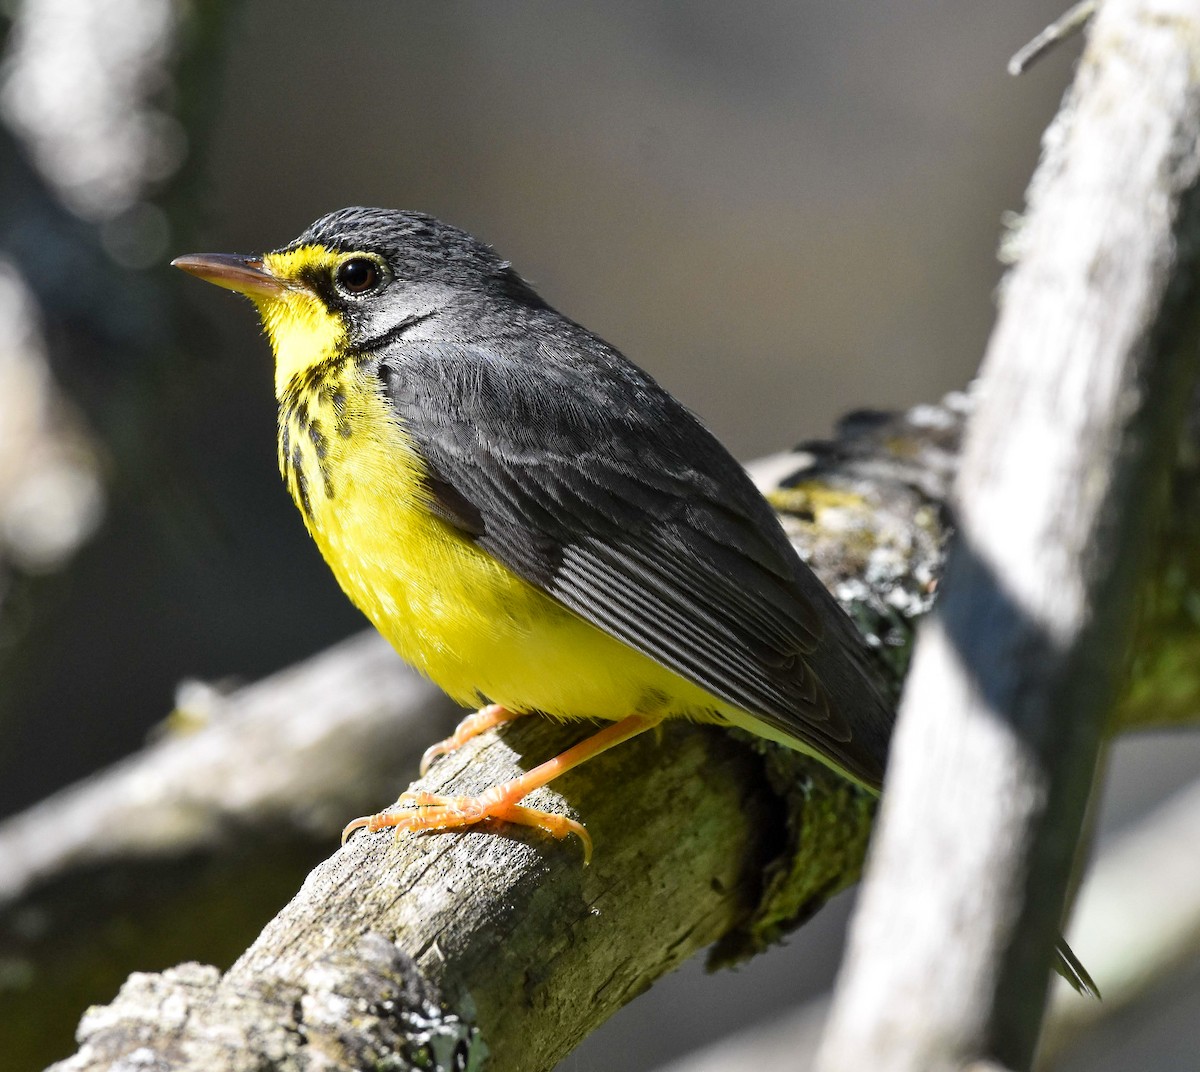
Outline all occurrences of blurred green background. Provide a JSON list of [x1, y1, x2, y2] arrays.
[[2, 3, 1198, 1071]]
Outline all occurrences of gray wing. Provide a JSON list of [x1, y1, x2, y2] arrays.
[[375, 333, 892, 786]]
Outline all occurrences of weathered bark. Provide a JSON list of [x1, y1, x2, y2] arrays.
[[8, 397, 960, 1072], [659, 766, 1200, 1072], [5, 380, 1199, 1069], [39, 691, 872, 1072], [819, 3, 1200, 1070]]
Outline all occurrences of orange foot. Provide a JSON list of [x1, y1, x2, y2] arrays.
[[342, 711, 665, 863], [342, 786, 594, 862], [419, 703, 527, 775]]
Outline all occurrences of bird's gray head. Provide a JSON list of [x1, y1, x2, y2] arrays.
[[173, 207, 546, 397]]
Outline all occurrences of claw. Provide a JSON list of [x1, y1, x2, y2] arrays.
[[341, 814, 373, 845], [506, 804, 593, 863], [343, 711, 663, 863], [341, 790, 592, 860]]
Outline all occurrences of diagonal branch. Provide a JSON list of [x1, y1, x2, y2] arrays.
[[10, 398, 958, 1072], [5, 380, 1198, 1070]]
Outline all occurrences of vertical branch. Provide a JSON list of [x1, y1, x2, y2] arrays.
[[819, 3, 1200, 1070]]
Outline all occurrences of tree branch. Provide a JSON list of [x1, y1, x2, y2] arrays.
[[43, 701, 872, 1072], [6, 379, 1199, 1069], [10, 396, 964, 1072], [819, 3, 1200, 1069]]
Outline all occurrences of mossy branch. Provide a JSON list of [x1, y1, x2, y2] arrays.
[[3, 386, 1195, 1070]]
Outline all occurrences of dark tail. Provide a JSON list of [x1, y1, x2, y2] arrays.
[[1054, 936, 1100, 998]]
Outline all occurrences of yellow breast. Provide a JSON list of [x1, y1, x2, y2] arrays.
[[256, 243, 749, 728], [279, 366, 728, 723]]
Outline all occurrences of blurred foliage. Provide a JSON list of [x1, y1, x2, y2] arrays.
[[1, 4, 1197, 1072]]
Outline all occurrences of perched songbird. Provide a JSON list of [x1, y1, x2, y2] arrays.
[[173, 208, 1093, 992], [173, 206, 895, 836]]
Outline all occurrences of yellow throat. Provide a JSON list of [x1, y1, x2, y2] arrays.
[[254, 246, 349, 399]]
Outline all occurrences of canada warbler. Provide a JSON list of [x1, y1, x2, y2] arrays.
[[173, 208, 1094, 993]]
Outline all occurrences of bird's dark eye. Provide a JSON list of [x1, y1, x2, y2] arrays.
[[334, 257, 382, 296]]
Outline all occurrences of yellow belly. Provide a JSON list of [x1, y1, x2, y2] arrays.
[[282, 371, 747, 727]]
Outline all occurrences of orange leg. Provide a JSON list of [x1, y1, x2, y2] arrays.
[[341, 711, 665, 863], [419, 703, 528, 775]]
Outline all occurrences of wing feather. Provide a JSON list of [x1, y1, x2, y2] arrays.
[[376, 333, 892, 785]]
